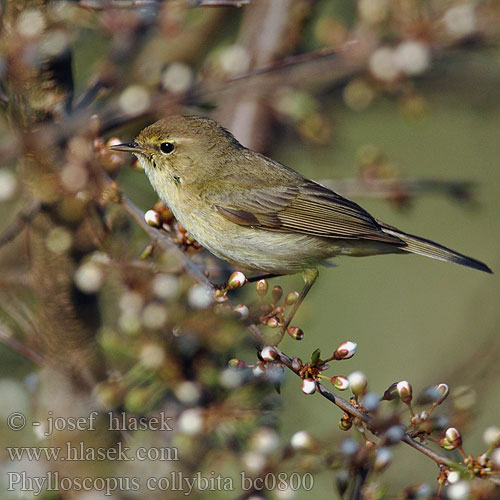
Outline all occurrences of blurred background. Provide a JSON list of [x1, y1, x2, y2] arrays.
[[0, 0, 499, 498]]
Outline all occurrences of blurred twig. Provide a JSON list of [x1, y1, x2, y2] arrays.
[[0, 202, 41, 249], [0, 325, 44, 365], [324, 178, 475, 204]]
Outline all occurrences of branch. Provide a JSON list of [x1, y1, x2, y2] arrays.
[[119, 194, 215, 290], [0, 202, 41, 249], [276, 349, 458, 469], [324, 178, 476, 204], [0, 326, 44, 366]]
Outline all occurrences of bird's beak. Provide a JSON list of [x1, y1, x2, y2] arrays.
[[108, 142, 144, 153]]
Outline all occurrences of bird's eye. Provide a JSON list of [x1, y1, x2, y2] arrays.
[[160, 142, 174, 154]]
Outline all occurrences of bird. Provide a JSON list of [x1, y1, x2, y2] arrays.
[[110, 115, 492, 330]]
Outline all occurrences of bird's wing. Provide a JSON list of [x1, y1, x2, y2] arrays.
[[213, 179, 404, 244]]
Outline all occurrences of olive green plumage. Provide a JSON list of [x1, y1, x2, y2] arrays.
[[111, 115, 492, 275]]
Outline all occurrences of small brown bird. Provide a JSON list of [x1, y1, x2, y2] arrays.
[[111, 115, 491, 328]]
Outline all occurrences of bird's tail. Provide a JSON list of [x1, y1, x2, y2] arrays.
[[379, 223, 492, 274]]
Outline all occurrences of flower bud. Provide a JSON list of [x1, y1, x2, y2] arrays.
[[287, 326, 304, 340], [434, 383, 449, 405], [447, 471, 460, 484], [382, 382, 398, 401], [290, 430, 314, 450], [256, 279, 268, 296], [253, 364, 265, 377], [348, 371, 367, 396], [271, 285, 283, 302], [285, 291, 300, 305], [301, 378, 316, 395], [333, 341, 357, 360], [266, 316, 280, 328], [261, 346, 278, 362], [227, 271, 247, 289], [233, 304, 249, 320], [491, 448, 500, 467], [373, 448, 392, 472], [440, 427, 462, 450], [446, 481, 470, 500], [483, 426, 500, 448], [363, 392, 380, 413], [144, 209, 161, 227], [228, 358, 247, 369], [331, 376, 349, 391], [213, 288, 228, 303], [396, 380, 413, 404], [339, 415, 353, 431], [384, 425, 405, 445]]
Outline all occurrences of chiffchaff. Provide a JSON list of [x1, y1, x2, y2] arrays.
[[110, 115, 491, 327]]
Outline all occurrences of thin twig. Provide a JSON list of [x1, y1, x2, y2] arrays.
[[324, 178, 475, 204], [119, 194, 215, 290], [0, 202, 41, 249], [0, 326, 44, 365], [276, 349, 458, 470]]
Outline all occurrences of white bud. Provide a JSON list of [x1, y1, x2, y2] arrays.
[[253, 364, 265, 377], [261, 346, 278, 362], [233, 304, 249, 320], [396, 380, 413, 403], [142, 303, 167, 329], [0, 170, 17, 202], [290, 430, 313, 450], [139, 342, 165, 369], [447, 481, 470, 500], [394, 40, 430, 76], [445, 427, 461, 443], [144, 209, 161, 227], [174, 381, 201, 405], [16, 9, 46, 38], [187, 284, 213, 309], [178, 408, 203, 435], [219, 44, 250, 76], [334, 341, 357, 360], [161, 62, 193, 93], [447, 471, 460, 484], [242, 451, 266, 474], [491, 448, 500, 467], [74, 262, 104, 293], [301, 379, 316, 395], [483, 426, 500, 447], [119, 85, 150, 115], [331, 376, 349, 391], [358, 0, 388, 24], [348, 371, 367, 396], [46, 227, 72, 254], [227, 271, 247, 289], [152, 274, 180, 300], [444, 5, 476, 38], [434, 383, 449, 404], [385, 425, 404, 444], [374, 447, 392, 472], [369, 47, 400, 82], [250, 427, 279, 454]]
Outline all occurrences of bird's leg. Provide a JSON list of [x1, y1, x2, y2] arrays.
[[280, 267, 318, 335]]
